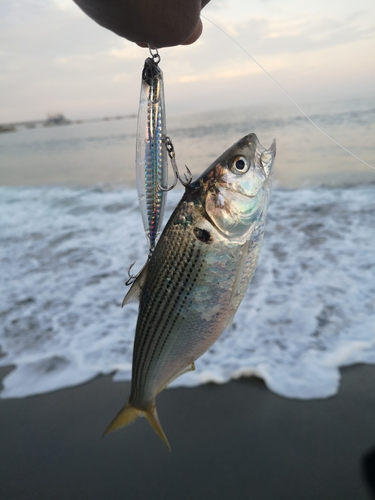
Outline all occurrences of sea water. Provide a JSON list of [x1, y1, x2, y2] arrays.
[[1, 97, 374, 399]]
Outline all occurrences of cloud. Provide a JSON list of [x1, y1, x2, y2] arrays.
[[108, 43, 145, 61], [0, 1, 144, 120], [207, 12, 375, 56], [1, 0, 374, 122], [50, 0, 82, 13]]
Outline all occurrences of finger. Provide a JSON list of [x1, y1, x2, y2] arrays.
[[181, 18, 203, 45]]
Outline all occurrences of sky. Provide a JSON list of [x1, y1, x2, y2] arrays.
[[1, 0, 375, 122]]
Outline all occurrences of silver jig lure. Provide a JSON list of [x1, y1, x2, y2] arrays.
[[135, 48, 192, 254], [135, 48, 167, 252]]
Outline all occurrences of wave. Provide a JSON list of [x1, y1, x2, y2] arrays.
[[1, 184, 375, 399]]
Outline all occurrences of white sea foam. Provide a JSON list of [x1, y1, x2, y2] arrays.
[[1, 184, 375, 399]]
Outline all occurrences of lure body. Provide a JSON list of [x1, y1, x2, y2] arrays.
[[136, 56, 168, 251], [107, 133, 276, 449]]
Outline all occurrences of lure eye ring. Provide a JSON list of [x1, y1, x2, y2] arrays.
[[229, 155, 250, 174]]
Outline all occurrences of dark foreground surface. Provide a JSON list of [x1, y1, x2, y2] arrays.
[[1, 365, 375, 500]]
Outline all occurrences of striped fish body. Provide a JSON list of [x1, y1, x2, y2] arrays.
[[106, 133, 276, 449], [131, 196, 259, 407], [136, 57, 168, 251]]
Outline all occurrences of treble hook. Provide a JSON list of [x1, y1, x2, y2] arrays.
[[125, 261, 138, 286], [160, 136, 193, 191], [160, 169, 178, 192]]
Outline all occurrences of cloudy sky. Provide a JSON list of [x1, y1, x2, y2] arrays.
[[1, 0, 375, 122]]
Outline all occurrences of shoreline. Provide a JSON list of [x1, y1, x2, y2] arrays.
[[1, 364, 375, 499], [1, 178, 375, 191]]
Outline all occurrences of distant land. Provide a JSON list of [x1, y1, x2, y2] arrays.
[[0, 112, 137, 133]]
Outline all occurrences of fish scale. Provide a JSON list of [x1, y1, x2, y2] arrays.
[[133, 233, 201, 394], [137, 244, 203, 395], [132, 232, 193, 356], [105, 133, 276, 450]]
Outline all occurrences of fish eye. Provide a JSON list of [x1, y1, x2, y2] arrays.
[[230, 155, 250, 174]]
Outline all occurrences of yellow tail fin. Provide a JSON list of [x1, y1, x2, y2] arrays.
[[104, 401, 171, 451]]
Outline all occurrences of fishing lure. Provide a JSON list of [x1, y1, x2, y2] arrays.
[[135, 48, 192, 254], [135, 48, 168, 252]]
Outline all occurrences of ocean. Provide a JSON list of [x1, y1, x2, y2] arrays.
[[1, 97, 375, 399]]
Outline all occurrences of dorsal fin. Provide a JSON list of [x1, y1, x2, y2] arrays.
[[223, 240, 250, 332], [122, 260, 149, 307]]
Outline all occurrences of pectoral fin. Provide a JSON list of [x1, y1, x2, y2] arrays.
[[222, 241, 250, 334], [229, 240, 249, 305]]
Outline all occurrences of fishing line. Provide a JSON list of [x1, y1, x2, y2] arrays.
[[202, 15, 375, 172]]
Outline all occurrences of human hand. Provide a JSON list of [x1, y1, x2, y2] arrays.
[[73, 0, 211, 48]]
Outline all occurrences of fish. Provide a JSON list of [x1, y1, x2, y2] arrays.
[[105, 133, 276, 450], [136, 54, 168, 252]]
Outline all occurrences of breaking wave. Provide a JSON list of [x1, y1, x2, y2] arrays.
[[1, 184, 375, 399]]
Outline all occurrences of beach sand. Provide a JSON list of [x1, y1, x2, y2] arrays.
[[1, 365, 375, 499]]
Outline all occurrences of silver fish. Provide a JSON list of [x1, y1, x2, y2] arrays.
[[106, 133, 276, 450], [136, 55, 168, 251]]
